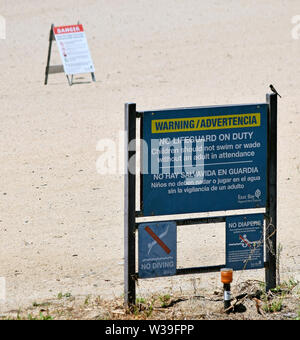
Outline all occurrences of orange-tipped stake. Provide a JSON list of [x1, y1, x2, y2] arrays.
[[221, 268, 233, 284], [221, 268, 233, 313]]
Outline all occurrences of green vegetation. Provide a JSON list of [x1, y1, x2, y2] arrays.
[[260, 278, 299, 314], [159, 294, 171, 308], [0, 279, 299, 320]]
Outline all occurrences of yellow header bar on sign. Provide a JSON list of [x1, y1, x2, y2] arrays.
[[151, 113, 261, 134]]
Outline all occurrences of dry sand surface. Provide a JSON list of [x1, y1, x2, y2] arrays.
[[0, 0, 299, 314]]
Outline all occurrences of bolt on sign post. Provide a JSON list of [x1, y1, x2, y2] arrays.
[[124, 94, 277, 306], [44, 23, 96, 86]]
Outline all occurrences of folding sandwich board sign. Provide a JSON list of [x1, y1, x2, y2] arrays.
[[44, 23, 96, 86]]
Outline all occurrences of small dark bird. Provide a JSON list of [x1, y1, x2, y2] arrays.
[[269, 84, 282, 98]]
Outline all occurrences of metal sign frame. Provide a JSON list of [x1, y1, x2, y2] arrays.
[[124, 93, 277, 306]]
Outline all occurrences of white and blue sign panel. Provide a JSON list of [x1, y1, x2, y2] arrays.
[[142, 104, 268, 216], [138, 221, 177, 278], [226, 214, 264, 271]]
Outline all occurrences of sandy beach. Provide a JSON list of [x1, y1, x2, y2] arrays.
[[0, 0, 299, 313]]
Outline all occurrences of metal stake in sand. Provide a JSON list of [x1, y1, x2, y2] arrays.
[[221, 268, 233, 313]]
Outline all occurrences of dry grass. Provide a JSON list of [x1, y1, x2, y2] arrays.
[[1, 279, 299, 320]]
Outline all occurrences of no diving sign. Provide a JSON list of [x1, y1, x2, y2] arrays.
[[138, 221, 177, 278]]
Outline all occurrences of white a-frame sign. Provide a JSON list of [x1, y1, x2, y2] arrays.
[[44, 23, 96, 86]]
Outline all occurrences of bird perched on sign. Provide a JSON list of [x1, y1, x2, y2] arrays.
[[269, 84, 282, 98]]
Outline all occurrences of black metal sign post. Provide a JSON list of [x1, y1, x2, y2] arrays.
[[124, 103, 137, 306], [265, 93, 277, 291], [124, 94, 278, 307]]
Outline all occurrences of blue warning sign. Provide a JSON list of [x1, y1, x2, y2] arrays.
[[138, 221, 177, 278], [141, 104, 268, 216], [226, 214, 264, 271]]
